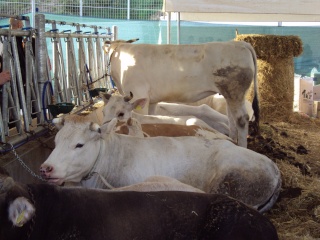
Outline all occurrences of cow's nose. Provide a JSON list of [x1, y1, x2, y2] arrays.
[[39, 165, 53, 175]]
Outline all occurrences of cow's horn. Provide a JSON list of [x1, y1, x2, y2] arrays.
[[124, 92, 133, 102], [0, 176, 15, 194], [127, 38, 139, 43]]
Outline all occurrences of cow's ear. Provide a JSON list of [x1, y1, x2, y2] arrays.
[[99, 92, 112, 105], [131, 98, 147, 111], [52, 117, 65, 130], [8, 197, 35, 227]]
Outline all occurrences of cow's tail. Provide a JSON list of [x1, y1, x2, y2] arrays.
[[247, 43, 260, 135]]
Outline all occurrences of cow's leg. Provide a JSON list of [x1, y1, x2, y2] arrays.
[[226, 100, 249, 148]]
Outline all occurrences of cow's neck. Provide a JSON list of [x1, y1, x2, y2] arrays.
[[81, 138, 114, 189], [94, 134, 128, 187]]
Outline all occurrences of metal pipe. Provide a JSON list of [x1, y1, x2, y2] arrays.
[[35, 14, 48, 125], [11, 36, 30, 131], [44, 19, 111, 31], [45, 32, 111, 39], [1, 38, 10, 136], [167, 12, 171, 44], [5, 37, 23, 136], [0, 126, 48, 154], [25, 38, 33, 124], [0, 29, 32, 37], [177, 12, 180, 45]]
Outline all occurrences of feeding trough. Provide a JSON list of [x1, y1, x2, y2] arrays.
[[89, 87, 107, 97], [43, 81, 75, 120], [48, 102, 75, 118]]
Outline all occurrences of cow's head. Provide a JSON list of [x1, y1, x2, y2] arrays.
[[112, 117, 145, 137], [0, 168, 35, 230], [40, 115, 102, 185], [103, 38, 139, 54], [100, 92, 147, 124]]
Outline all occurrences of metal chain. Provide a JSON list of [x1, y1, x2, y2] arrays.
[[8, 143, 47, 182]]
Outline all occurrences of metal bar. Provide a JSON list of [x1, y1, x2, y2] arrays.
[[177, 12, 180, 45], [44, 19, 111, 31], [1, 125, 47, 148], [25, 38, 32, 124], [58, 37, 69, 102], [167, 12, 171, 44], [66, 36, 81, 105], [11, 36, 30, 131], [95, 34, 105, 88], [6, 37, 22, 134], [26, 36, 42, 122], [45, 32, 112, 39], [87, 37, 96, 85], [35, 14, 49, 120], [30, 48, 43, 123], [1, 38, 10, 136], [77, 25, 90, 103], [0, 29, 32, 37]]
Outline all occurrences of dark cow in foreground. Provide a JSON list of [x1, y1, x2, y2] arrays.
[[104, 39, 259, 147], [0, 170, 279, 240]]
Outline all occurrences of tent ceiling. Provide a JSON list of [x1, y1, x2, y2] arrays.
[[163, 0, 320, 21]]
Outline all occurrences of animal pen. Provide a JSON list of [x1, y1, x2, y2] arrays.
[[0, 14, 116, 147]]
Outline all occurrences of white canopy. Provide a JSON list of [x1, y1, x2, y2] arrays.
[[163, 0, 320, 43], [163, 0, 320, 22]]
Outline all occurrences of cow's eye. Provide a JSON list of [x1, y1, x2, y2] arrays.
[[118, 112, 124, 118], [75, 143, 84, 148]]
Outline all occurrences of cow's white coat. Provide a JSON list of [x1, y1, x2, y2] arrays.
[[104, 40, 259, 147], [41, 116, 280, 213]]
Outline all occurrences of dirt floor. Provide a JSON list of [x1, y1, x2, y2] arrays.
[[247, 113, 320, 240]]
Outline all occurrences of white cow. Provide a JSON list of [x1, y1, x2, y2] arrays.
[[186, 94, 255, 121], [104, 40, 259, 147], [101, 92, 230, 136], [40, 115, 281, 213], [112, 117, 231, 140], [113, 176, 205, 193], [65, 175, 205, 193]]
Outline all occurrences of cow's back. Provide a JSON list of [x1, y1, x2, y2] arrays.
[[110, 41, 255, 103]]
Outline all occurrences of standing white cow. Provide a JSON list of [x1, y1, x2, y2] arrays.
[[40, 115, 281, 213], [104, 40, 259, 147]]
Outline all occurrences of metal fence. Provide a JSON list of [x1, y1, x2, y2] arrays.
[[0, 13, 115, 147], [0, 0, 163, 20]]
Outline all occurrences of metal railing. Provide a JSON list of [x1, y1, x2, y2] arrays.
[[0, 1, 163, 21], [0, 13, 116, 146]]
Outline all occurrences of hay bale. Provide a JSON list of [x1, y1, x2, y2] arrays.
[[235, 34, 303, 122]]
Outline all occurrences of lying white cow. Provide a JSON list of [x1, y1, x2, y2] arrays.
[[40, 115, 281, 213], [113, 176, 205, 193], [66, 175, 205, 193], [104, 40, 259, 147], [101, 92, 230, 136], [187, 94, 255, 121], [113, 117, 231, 140]]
